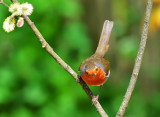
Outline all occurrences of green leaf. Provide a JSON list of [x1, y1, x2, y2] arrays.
[[117, 36, 139, 60]]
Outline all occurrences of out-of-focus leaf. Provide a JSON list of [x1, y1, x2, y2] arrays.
[[54, 0, 82, 18], [0, 68, 15, 87], [128, 8, 141, 25], [113, 21, 128, 37], [0, 86, 11, 104], [23, 84, 49, 106], [144, 65, 160, 80], [117, 36, 139, 60], [0, 113, 8, 117], [11, 107, 32, 117], [38, 102, 59, 117], [57, 92, 76, 116], [150, 91, 160, 109], [126, 93, 147, 117], [62, 22, 91, 54]]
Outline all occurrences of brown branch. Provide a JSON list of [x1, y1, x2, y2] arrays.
[[0, 0, 9, 8], [8, 0, 108, 117], [116, 0, 153, 117]]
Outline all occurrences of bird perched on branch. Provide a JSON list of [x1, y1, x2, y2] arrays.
[[78, 20, 114, 101]]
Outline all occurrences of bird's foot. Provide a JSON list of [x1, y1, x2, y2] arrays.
[[92, 95, 99, 105], [76, 75, 81, 83]]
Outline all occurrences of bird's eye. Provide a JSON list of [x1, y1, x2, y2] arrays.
[[92, 74, 95, 77], [85, 71, 88, 75], [96, 68, 98, 71]]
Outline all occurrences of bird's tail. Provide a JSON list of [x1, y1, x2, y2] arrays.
[[94, 20, 114, 57]]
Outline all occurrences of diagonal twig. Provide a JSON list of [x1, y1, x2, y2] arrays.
[[0, 0, 9, 8], [7, 0, 109, 116], [116, 0, 153, 117]]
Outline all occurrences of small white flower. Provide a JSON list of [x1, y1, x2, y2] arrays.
[[3, 16, 16, 32], [17, 17, 24, 27], [9, 3, 22, 16], [21, 3, 33, 16]]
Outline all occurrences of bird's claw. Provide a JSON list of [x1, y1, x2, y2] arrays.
[[92, 95, 99, 105], [76, 75, 81, 83]]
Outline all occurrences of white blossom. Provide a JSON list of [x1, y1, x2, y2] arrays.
[[9, 3, 22, 16], [21, 3, 33, 16], [3, 16, 16, 32]]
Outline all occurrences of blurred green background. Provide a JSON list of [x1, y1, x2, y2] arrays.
[[0, 0, 160, 117]]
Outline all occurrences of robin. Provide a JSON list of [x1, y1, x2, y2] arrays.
[[78, 20, 114, 100]]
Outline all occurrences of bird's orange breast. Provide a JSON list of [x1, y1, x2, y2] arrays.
[[81, 67, 106, 86]]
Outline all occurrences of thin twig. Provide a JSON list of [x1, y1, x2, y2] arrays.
[[116, 0, 153, 117], [8, 0, 108, 117], [0, 0, 9, 8]]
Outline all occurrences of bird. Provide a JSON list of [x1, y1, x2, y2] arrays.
[[78, 20, 114, 100]]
